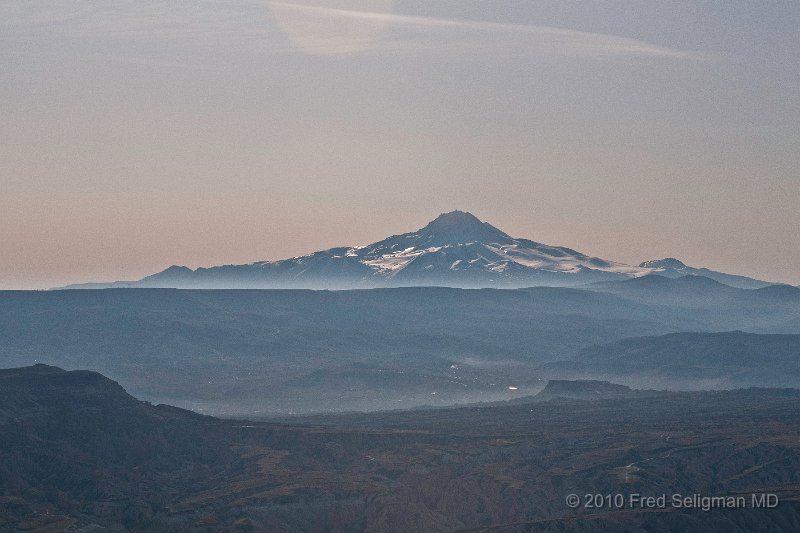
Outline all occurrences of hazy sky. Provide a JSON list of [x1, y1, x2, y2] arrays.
[[2, 1, 798, 289]]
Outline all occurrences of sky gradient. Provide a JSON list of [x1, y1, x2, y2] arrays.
[[1, 1, 798, 289]]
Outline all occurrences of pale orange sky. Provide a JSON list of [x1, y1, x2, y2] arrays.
[[1, 1, 798, 289]]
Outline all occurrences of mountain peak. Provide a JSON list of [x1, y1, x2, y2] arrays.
[[428, 210, 484, 227], [143, 265, 194, 282], [417, 211, 511, 246], [639, 258, 687, 269]]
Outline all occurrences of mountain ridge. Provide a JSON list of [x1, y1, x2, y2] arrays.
[[638, 257, 773, 289], [542, 331, 800, 389]]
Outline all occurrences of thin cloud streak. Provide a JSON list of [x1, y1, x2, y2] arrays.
[[1, 2, 704, 61], [268, 1, 704, 59]]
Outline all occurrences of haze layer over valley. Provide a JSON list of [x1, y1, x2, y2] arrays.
[[4, 272, 799, 415]]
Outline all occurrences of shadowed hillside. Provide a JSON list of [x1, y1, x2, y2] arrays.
[[3, 365, 800, 531]]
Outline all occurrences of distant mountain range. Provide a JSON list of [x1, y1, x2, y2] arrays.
[[6, 275, 799, 414], [59, 210, 780, 290]]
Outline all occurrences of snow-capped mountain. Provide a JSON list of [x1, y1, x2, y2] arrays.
[[58, 211, 775, 290], [351, 211, 647, 286], [638, 258, 773, 289]]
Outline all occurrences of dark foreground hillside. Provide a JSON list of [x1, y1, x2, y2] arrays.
[[2, 365, 800, 532]]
